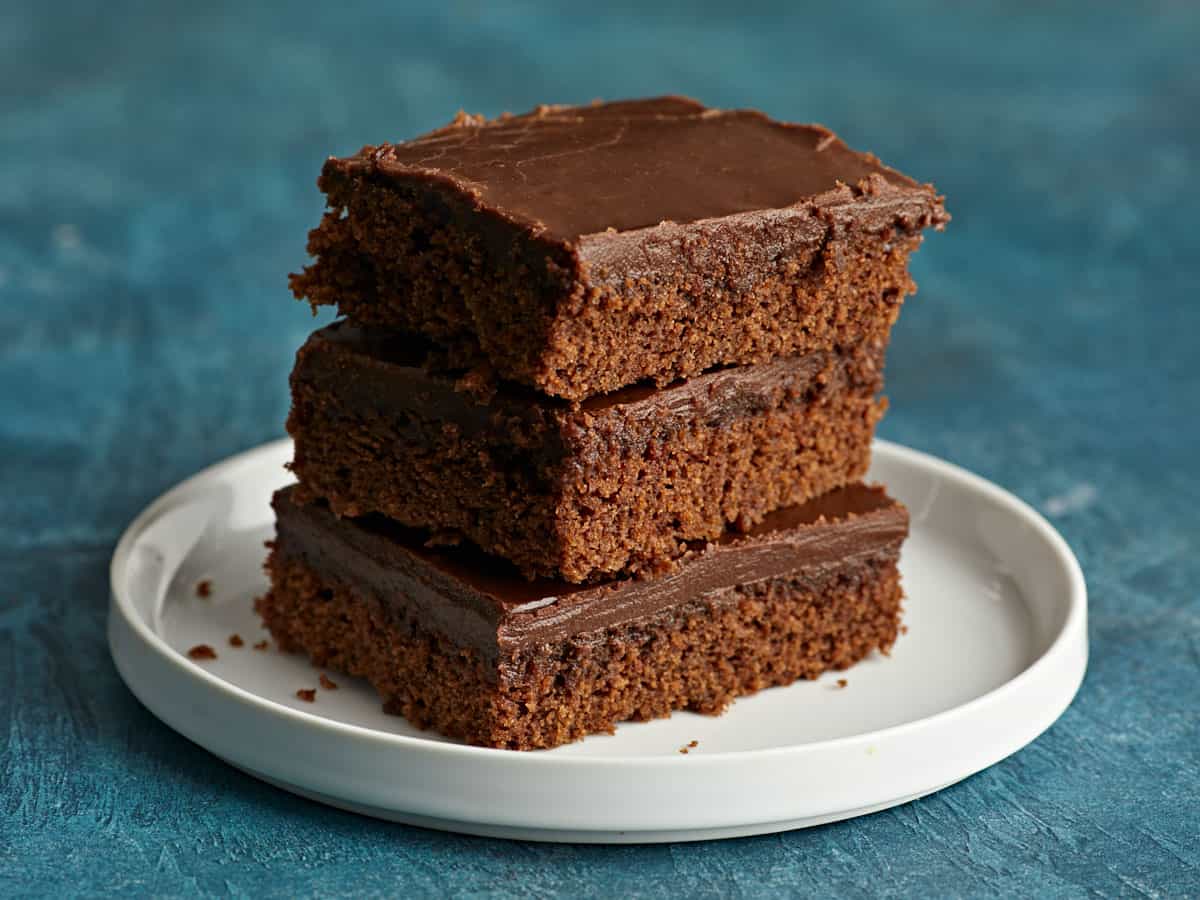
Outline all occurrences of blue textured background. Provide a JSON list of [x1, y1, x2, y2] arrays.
[[3, 1, 1198, 896]]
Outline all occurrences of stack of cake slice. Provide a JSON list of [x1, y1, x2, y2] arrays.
[[259, 97, 947, 750]]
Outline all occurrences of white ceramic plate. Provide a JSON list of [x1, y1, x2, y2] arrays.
[[108, 438, 1087, 843]]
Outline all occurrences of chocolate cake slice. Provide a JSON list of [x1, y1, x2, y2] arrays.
[[257, 483, 908, 751], [290, 96, 947, 400], [287, 320, 887, 583]]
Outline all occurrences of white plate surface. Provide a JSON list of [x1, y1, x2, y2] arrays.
[[109, 439, 1087, 843]]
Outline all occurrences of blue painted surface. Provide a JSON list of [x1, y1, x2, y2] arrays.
[[2, 0, 1198, 895]]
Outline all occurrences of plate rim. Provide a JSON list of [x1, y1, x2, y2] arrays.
[[110, 437, 1087, 768]]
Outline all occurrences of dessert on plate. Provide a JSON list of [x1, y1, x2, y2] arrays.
[[259, 96, 947, 749]]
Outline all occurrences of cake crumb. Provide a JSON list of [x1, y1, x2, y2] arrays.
[[688, 739, 698, 748], [187, 644, 217, 661], [228, 634, 244, 648], [678, 740, 698, 754], [296, 689, 317, 702], [195, 579, 212, 598], [900, 624, 909, 635], [253, 640, 269, 651], [319, 673, 338, 691], [837, 678, 848, 689]]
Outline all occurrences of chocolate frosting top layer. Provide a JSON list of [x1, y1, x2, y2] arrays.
[[331, 96, 947, 245], [272, 484, 908, 666]]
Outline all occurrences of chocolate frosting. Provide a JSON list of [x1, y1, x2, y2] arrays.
[[330, 96, 948, 249], [272, 484, 908, 665], [293, 320, 878, 462]]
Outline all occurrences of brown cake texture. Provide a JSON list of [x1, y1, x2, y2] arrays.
[[287, 320, 888, 583], [289, 96, 948, 400], [264, 95, 942, 749], [256, 484, 908, 751]]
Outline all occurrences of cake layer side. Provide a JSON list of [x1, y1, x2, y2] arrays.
[[265, 483, 908, 660], [287, 321, 887, 582], [544, 228, 920, 401], [289, 97, 946, 400], [258, 490, 906, 749], [292, 178, 924, 400]]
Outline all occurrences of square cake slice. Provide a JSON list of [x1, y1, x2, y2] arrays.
[[257, 483, 908, 750], [287, 320, 887, 583], [290, 96, 948, 400]]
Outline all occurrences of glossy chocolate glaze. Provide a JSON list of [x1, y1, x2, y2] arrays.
[[292, 319, 877, 456], [271, 484, 908, 663], [330, 96, 945, 247]]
